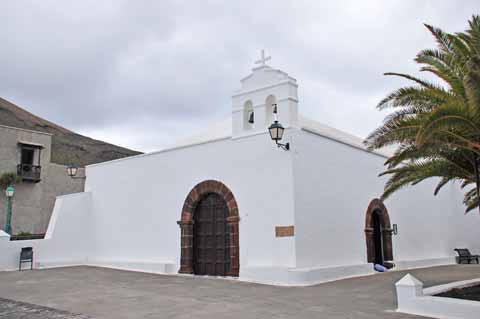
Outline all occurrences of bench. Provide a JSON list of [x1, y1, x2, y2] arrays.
[[454, 248, 479, 264]]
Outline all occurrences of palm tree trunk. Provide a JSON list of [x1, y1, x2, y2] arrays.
[[473, 153, 480, 214]]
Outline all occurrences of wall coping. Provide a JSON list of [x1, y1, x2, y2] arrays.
[[396, 274, 480, 318], [0, 230, 11, 239], [423, 278, 480, 296]]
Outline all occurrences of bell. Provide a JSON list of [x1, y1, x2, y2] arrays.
[[248, 111, 254, 124]]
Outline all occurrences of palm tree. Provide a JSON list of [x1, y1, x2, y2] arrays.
[[365, 15, 480, 212]]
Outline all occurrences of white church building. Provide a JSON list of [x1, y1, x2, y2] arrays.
[[1, 53, 479, 286]]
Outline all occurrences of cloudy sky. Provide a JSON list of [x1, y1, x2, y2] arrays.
[[1, 1, 478, 152]]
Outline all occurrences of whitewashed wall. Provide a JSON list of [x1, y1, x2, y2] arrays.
[[0, 192, 91, 271], [292, 129, 480, 276], [3, 126, 478, 286], [84, 132, 297, 281]]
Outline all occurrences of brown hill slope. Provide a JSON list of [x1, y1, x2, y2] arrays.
[[0, 97, 142, 166]]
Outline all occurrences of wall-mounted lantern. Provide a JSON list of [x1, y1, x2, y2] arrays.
[[393, 224, 398, 235], [268, 104, 290, 151], [66, 164, 86, 180]]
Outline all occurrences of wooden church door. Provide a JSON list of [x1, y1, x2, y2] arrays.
[[193, 193, 230, 276], [372, 210, 384, 265]]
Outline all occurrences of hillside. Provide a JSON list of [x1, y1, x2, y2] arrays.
[[0, 97, 142, 166]]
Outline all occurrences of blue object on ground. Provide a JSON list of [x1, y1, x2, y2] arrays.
[[374, 264, 388, 272]]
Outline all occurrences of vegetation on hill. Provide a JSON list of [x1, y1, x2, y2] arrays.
[[0, 97, 142, 166], [365, 15, 480, 213]]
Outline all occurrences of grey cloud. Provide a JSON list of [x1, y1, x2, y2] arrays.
[[0, 1, 478, 151]]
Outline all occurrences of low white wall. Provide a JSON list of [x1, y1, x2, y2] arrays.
[[0, 192, 92, 271], [396, 274, 480, 319]]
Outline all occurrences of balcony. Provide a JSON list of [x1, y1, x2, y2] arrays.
[[17, 164, 41, 183]]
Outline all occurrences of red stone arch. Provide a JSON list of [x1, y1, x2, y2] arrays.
[[177, 180, 239, 276], [364, 199, 394, 267]]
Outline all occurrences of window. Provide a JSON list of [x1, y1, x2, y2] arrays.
[[21, 147, 35, 166], [17, 142, 43, 182]]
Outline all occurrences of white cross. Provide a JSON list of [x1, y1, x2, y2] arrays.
[[255, 49, 271, 66]]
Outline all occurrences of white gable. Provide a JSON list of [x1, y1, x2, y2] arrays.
[[238, 66, 296, 92]]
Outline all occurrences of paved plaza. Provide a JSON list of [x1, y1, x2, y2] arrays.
[[0, 297, 92, 319], [0, 265, 479, 318]]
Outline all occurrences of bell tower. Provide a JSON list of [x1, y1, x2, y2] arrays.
[[232, 50, 299, 137]]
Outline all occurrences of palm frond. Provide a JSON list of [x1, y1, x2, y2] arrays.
[[367, 15, 480, 213]]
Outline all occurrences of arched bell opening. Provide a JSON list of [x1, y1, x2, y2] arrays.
[[243, 100, 254, 130], [265, 94, 277, 126]]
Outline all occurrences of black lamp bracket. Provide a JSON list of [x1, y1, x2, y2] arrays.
[[70, 176, 87, 180], [276, 141, 290, 151]]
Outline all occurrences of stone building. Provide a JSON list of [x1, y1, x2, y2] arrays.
[[0, 124, 84, 234]]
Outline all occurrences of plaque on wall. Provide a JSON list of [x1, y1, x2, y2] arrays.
[[275, 225, 294, 237]]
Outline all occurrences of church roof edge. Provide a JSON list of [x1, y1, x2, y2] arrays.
[[87, 115, 393, 170], [232, 80, 298, 98]]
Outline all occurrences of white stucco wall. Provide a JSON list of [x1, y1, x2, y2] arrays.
[[0, 192, 91, 271], [3, 126, 479, 286], [292, 129, 480, 274], [83, 132, 297, 280]]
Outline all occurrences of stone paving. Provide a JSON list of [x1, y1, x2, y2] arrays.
[[0, 265, 479, 318], [0, 297, 92, 319]]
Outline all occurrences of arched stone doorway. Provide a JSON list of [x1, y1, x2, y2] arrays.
[[177, 180, 239, 276], [364, 199, 394, 268]]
